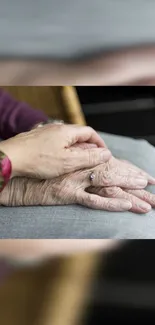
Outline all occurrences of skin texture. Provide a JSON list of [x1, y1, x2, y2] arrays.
[[0, 124, 111, 179], [0, 156, 155, 213], [1, 46, 155, 85]]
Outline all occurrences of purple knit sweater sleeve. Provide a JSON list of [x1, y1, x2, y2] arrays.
[[0, 89, 48, 139]]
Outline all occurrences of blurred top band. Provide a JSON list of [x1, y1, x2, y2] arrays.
[[1, 0, 155, 59]]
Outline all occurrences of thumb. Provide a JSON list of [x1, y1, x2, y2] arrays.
[[72, 143, 97, 149], [68, 148, 112, 171]]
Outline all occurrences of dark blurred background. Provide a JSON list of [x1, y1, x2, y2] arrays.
[[85, 240, 155, 324], [76, 86, 155, 146]]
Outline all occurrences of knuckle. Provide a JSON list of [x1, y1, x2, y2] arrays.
[[142, 190, 150, 198], [104, 198, 122, 211], [143, 191, 153, 202], [123, 176, 129, 185], [86, 195, 97, 207], [100, 160, 111, 173], [102, 198, 114, 211], [87, 126, 94, 133], [104, 186, 121, 198], [102, 172, 112, 186]]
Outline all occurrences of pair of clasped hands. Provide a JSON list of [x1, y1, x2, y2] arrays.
[[0, 123, 155, 213]]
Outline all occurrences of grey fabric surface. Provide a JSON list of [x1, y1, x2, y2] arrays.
[[1, 1, 155, 58], [0, 132, 155, 239]]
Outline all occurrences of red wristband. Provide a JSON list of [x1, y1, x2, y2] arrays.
[[0, 151, 12, 192]]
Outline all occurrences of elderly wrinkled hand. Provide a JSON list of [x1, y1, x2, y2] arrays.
[[1, 156, 155, 213], [88, 157, 155, 213]]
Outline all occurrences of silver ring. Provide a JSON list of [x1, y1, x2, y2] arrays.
[[89, 172, 95, 182]]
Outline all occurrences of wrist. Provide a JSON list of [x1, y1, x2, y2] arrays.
[[0, 177, 25, 206], [0, 139, 24, 178], [22, 179, 58, 206], [0, 150, 12, 192]]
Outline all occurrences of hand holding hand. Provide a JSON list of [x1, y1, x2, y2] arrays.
[[1, 156, 155, 213], [0, 124, 110, 179]]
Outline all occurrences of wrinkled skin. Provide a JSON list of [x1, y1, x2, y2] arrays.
[[1, 156, 155, 214]]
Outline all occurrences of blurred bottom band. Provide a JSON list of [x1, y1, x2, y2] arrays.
[[1, 241, 155, 324]]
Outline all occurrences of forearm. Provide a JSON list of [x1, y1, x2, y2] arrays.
[[0, 178, 26, 206], [0, 89, 48, 139], [72, 46, 155, 85], [1, 45, 155, 85], [0, 177, 58, 206], [0, 60, 75, 86]]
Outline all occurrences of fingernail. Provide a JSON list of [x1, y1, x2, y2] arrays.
[[100, 149, 111, 161], [136, 179, 148, 187], [120, 200, 132, 210], [138, 202, 152, 213]]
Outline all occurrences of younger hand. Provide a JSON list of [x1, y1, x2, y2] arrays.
[[0, 124, 110, 179]]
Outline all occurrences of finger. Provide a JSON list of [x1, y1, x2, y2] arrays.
[[89, 186, 151, 214], [118, 159, 149, 178], [126, 189, 155, 208], [89, 171, 148, 189], [77, 190, 132, 211], [120, 160, 155, 185], [71, 143, 97, 149], [92, 158, 149, 181], [111, 165, 148, 179], [66, 125, 107, 148], [108, 175, 148, 189], [124, 160, 155, 184], [66, 148, 111, 171]]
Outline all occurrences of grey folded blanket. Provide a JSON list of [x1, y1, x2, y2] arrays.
[[0, 132, 155, 239]]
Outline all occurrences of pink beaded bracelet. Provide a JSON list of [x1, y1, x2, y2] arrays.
[[0, 151, 12, 192]]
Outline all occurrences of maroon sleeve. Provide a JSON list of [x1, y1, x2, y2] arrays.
[[0, 89, 48, 139]]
